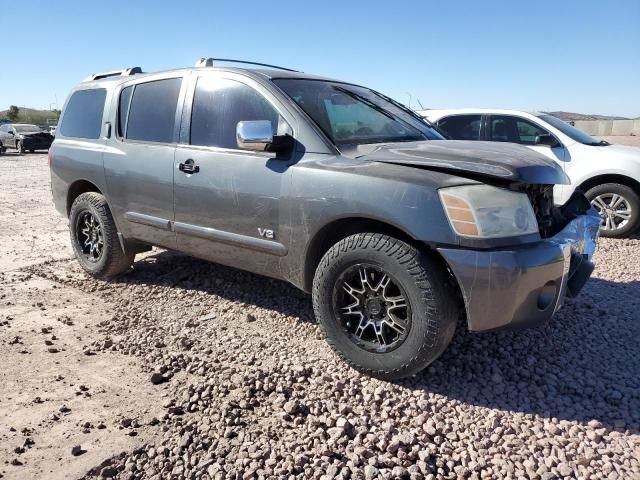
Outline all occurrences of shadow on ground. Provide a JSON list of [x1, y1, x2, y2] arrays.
[[118, 250, 639, 431]]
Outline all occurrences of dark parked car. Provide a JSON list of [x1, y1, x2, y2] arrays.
[[0, 123, 54, 154], [50, 59, 600, 380]]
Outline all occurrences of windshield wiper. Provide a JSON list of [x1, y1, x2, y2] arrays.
[[333, 86, 398, 121], [587, 140, 610, 146], [333, 86, 426, 139]]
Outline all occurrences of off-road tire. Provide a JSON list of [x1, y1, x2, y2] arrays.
[[69, 192, 135, 278], [16, 141, 24, 155], [312, 233, 458, 380], [585, 183, 640, 238]]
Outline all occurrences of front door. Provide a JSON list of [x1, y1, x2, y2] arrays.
[[173, 72, 295, 278], [103, 75, 186, 248], [487, 115, 568, 163]]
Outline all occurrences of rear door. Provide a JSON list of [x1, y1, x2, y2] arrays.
[[173, 71, 296, 277], [103, 75, 187, 248]]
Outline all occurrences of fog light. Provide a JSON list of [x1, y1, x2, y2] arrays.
[[537, 281, 557, 310]]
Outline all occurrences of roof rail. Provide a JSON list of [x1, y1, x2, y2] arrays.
[[84, 67, 143, 82], [194, 57, 299, 72]]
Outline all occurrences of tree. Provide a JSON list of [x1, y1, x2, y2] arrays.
[[7, 105, 19, 121]]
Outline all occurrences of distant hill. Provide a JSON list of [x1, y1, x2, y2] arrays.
[[545, 111, 631, 122], [0, 107, 59, 126]]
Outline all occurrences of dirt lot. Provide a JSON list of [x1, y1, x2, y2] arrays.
[[1, 152, 639, 480]]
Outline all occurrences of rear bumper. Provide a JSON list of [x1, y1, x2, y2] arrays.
[[438, 209, 601, 332]]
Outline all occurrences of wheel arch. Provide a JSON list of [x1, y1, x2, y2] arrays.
[[579, 173, 640, 196], [302, 216, 450, 293], [66, 179, 103, 216]]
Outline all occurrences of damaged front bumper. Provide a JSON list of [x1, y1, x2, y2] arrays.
[[438, 209, 601, 332]]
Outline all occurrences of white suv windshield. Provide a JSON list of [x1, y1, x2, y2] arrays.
[[274, 79, 444, 146], [537, 115, 603, 146]]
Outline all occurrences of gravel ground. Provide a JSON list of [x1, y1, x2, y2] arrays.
[[1, 152, 639, 480]]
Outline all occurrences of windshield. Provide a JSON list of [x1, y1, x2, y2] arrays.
[[14, 125, 41, 133], [273, 79, 444, 146], [537, 114, 604, 145]]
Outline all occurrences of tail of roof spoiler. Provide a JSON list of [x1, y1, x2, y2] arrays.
[[83, 67, 143, 82]]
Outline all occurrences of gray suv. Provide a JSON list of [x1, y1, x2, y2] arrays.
[[50, 59, 601, 380]]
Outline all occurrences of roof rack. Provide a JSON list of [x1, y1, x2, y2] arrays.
[[194, 57, 299, 72], [84, 67, 143, 82]]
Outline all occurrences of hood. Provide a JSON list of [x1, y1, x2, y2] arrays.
[[594, 143, 640, 160], [356, 140, 570, 185], [20, 131, 52, 138]]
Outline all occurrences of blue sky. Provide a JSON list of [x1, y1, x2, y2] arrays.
[[3, 0, 639, 117]]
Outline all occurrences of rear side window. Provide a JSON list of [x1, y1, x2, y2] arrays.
[[190, 77, 280, 149], [126, 78, 182, 143], [59, 88, 107, 139], [437, 115, 482, 141]]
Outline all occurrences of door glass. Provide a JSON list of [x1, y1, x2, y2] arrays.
[[191, 78, 280, 149], [515, 118, 548, 145], [490, 115, 549, 145], [59, 88, 107, 139], [437, 115, 482, 140], [126, 78, 182, 143]]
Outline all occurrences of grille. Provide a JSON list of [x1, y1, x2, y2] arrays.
[[524, 185, 555, 237]]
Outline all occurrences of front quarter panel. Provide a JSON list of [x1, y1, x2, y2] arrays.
[[283, 156, 463, 289]]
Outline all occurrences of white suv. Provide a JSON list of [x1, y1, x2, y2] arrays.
[[420, 109, 640, 237]]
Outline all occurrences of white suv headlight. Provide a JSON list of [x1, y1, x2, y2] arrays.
[[439, 185, 539, 239]]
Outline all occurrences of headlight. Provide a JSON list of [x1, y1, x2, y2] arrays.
[[439, 185, 538, 238]]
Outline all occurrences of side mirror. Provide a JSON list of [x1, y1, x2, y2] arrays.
[[236, 120, 293, 153], [535, 133, 559, 147], [236, 120, 274, 152], [8, 131, 14, 136]]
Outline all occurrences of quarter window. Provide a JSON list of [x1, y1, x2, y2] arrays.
[[437, 115, 482, 140], [59, 88, 107, 139], [126, 78, 182, 143], [118, 86, 133, 138], [190, 77, 280, 149]]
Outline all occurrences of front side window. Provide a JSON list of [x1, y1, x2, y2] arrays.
[[126, 78, 182, 143], [490, 115, 549, 145], [437, 115, 482, 140], [59, 88, 107, 139], [273, 79, 443, 147], [190, 77, 280, 149]]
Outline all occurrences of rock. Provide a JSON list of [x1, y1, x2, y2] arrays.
[[364, 465, 380, 479], [245, 313, 257, 322], [71, 445, 83, 456], [100, 466, 118, 478], [150, 372, 166, 385]]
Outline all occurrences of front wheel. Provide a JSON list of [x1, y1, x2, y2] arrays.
[[586, 183, 640, 238], [312, 233, 458, 380], [69, 192, 135, 278]]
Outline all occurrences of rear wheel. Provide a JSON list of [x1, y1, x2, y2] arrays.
[[312, 233, 458, 380], [69, 192, 135, 278], [586, 183, 640, 238]]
